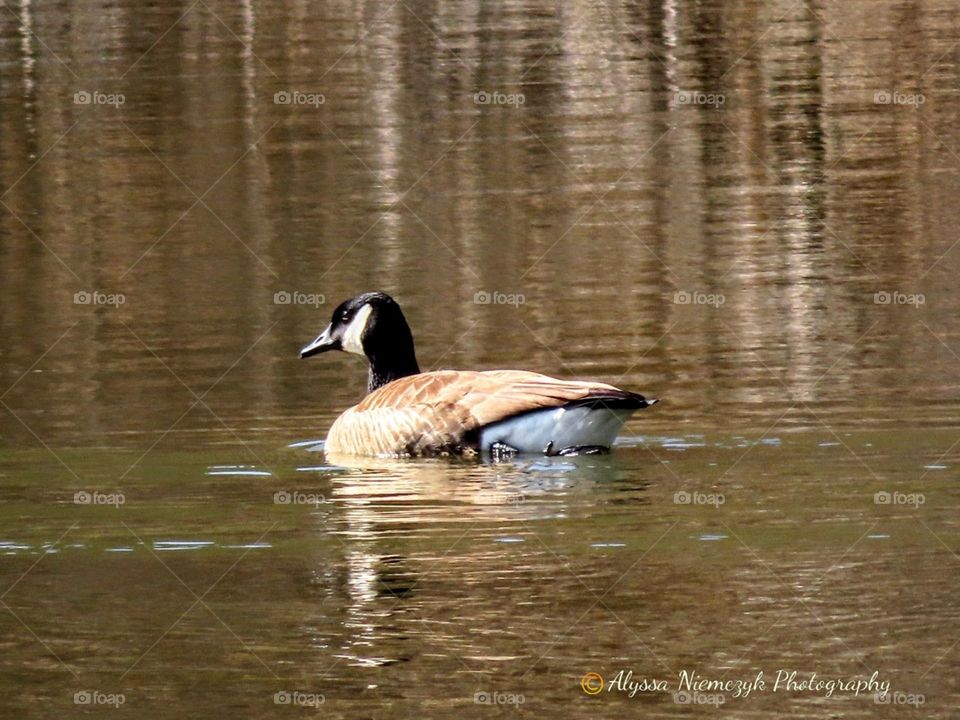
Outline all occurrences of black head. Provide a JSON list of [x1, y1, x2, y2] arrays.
[[300, 292, 420, 392]]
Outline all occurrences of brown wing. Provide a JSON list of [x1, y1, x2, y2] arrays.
[[325, 370, 645, 456]]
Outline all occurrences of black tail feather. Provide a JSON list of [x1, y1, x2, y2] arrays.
[[569, 392, 658, 411]]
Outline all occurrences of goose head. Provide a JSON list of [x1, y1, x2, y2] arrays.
[[300, 292, 421, 392]]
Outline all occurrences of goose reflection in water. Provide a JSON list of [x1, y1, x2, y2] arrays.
[[299, 450, 650, 668]]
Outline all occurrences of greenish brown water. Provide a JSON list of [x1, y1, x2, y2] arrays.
[[2, 0, 960, 717]]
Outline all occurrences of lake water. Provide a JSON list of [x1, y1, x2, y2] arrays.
[[1, 0, 958, 717]]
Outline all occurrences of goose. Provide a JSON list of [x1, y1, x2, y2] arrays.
[[300, 292, 657, 458]]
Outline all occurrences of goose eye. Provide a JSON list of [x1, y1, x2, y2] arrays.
[[340, 310, 351, 322]]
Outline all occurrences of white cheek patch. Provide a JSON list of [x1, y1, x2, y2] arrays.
[[341, 303, 372, 355]]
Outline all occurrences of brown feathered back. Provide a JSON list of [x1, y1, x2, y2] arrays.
[[325, 370, 643, 456]]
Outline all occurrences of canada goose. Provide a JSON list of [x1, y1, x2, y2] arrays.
[[300, 292, 657, 457]]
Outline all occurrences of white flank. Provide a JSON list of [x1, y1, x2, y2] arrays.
[[477, 405, 638, 453]]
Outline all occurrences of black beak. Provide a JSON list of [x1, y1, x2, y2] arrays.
[[300, 325, 339, 358]]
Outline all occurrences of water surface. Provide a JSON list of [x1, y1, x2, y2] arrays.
[[1, 0, 959, 717]]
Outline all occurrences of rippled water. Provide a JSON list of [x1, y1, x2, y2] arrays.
[[2, 0, 959, 717]]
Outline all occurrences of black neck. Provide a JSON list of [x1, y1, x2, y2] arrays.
[[367, 349, 420, 393], [359, 298, 420, 393]]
